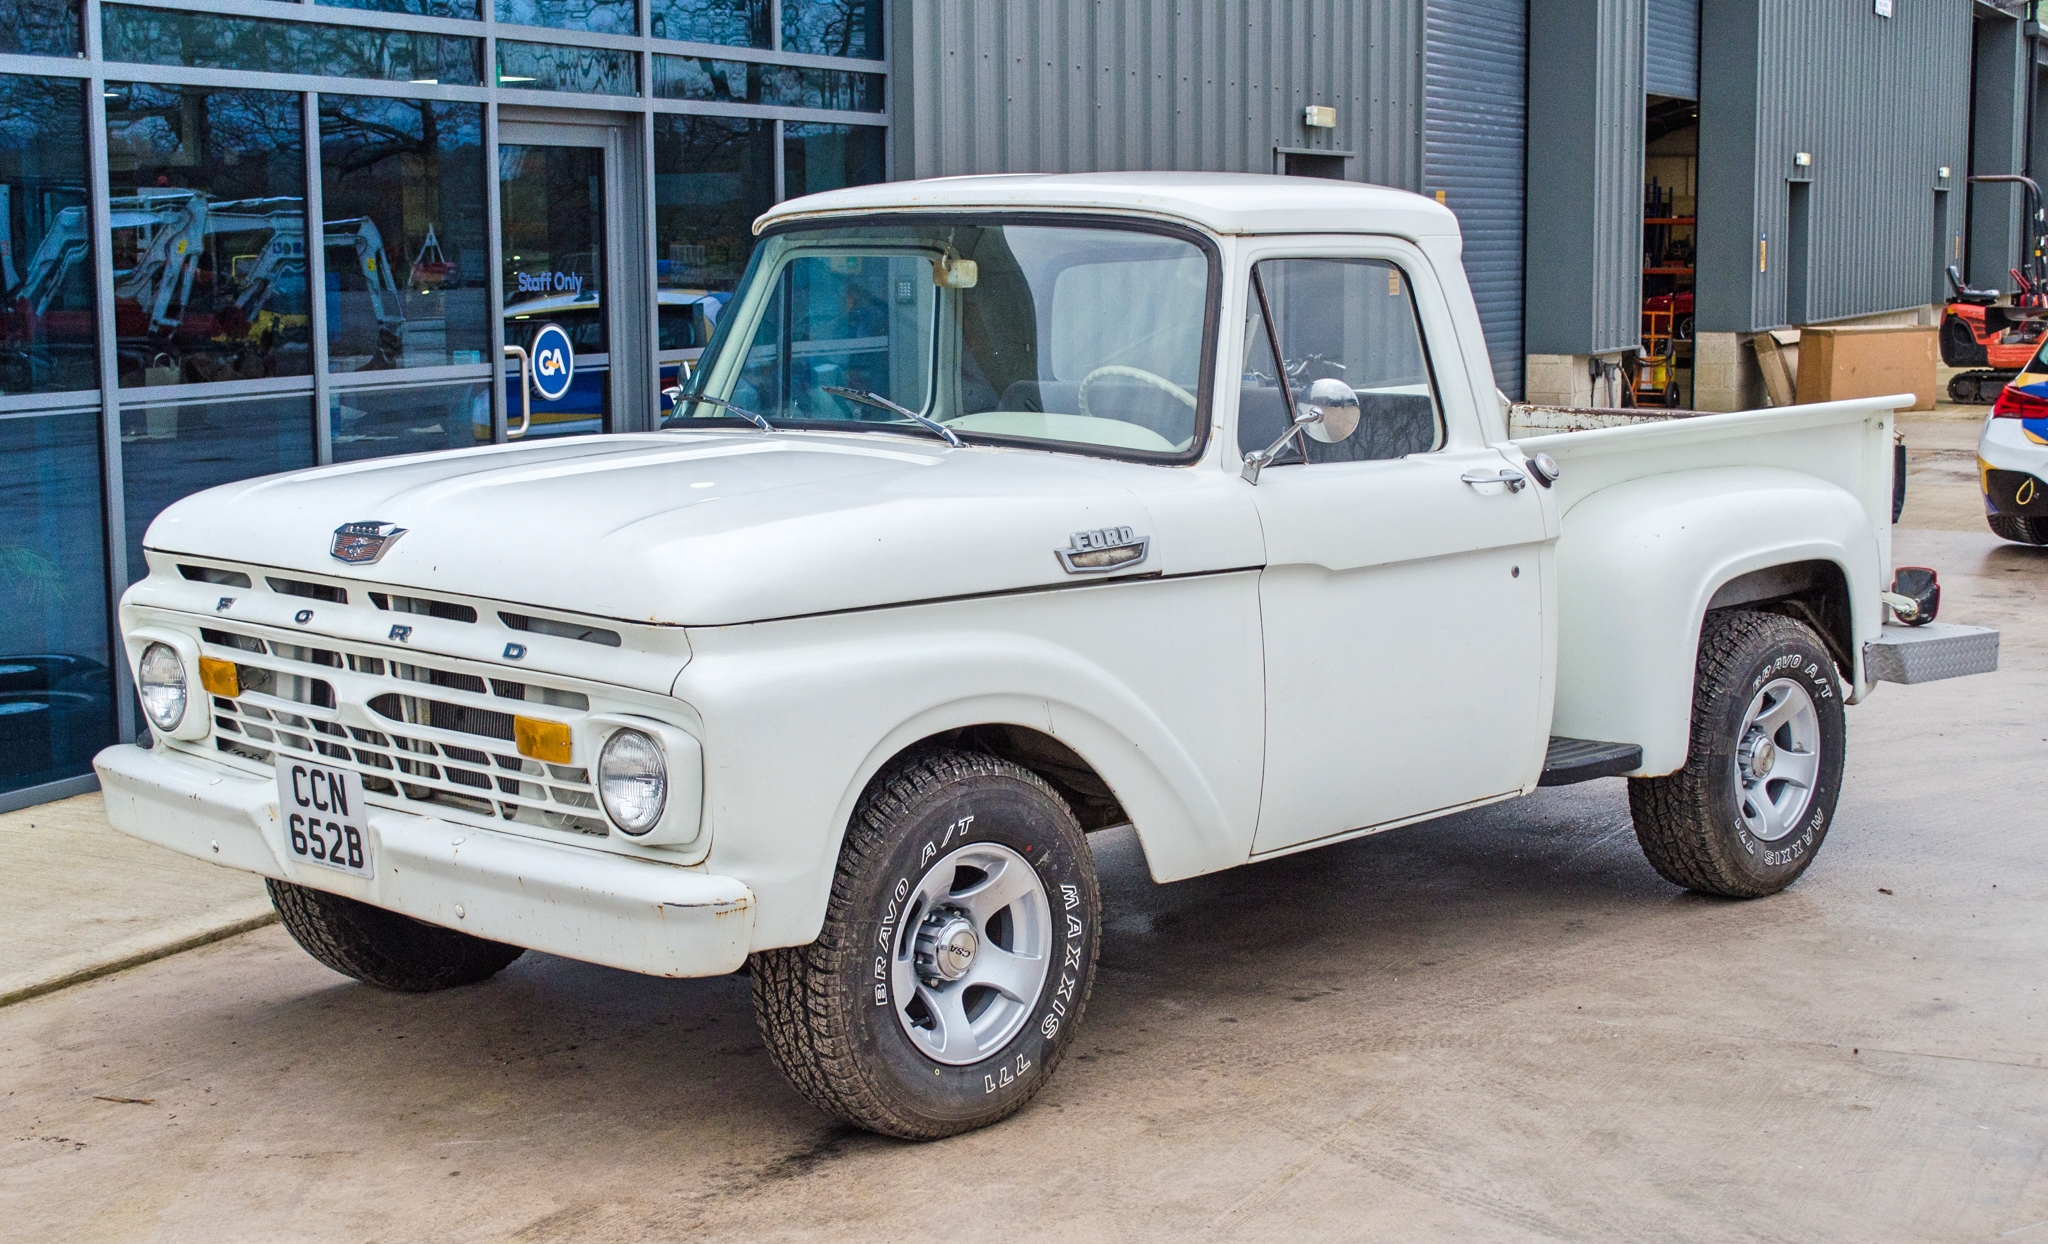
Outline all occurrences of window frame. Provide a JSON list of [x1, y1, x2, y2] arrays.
[[1228, 234, 1487, 468], [1237, 252, 1449, 468]]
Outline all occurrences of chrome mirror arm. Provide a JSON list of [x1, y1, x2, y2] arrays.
[[1240, 403, 1324, 485]]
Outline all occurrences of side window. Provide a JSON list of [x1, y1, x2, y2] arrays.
[[1236, 257, 1443, 464]]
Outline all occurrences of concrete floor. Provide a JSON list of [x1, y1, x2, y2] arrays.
[[3, 429, 2043, 1241], [0, 794, 271, 1005]]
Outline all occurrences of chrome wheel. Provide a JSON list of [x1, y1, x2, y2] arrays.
[[891, 841, 1052, 1065], [1733, 677, 1822, 843]]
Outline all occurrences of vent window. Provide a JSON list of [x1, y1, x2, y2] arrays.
[[266, 577, 347, 604], [499, 611, 622, 647], [180, 565, 252, 588]]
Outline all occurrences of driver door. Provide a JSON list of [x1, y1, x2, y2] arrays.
[[1241, 247, 1552, 855]]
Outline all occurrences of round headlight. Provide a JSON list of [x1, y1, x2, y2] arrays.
[[598, 728, 666, 835], [137, 641, 188, 732]]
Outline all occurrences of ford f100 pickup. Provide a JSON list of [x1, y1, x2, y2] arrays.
[[96, 173, 1998, 1138]]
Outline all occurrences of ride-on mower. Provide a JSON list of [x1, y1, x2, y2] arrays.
[[1942, 175, 2048, 403]]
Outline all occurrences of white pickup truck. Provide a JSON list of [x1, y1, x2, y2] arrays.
[[96, 173, 1997, 1139]]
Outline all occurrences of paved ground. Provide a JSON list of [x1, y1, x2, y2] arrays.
[[2, 410, 2041, 1242], [0, 793, 271, 1006]]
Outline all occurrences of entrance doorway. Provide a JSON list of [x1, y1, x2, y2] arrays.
[[496, 116, 650, 440]]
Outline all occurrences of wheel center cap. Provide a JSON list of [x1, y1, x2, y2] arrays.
[[915, 911, 978, 984], [1742, 736, 1777, 780]]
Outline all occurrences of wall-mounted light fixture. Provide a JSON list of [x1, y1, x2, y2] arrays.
[[1303, 105, 1336, 129], [1794, 152, 1813, 167]]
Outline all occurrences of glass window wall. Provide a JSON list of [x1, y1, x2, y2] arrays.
[[0, 76, 97, 396], [319, 98, 488, 371], [0, 1, 82, 58], [781, 0, 881, 58], [319, 0, 481, 19], [119, 391, 315, 583], [0, 408, 113, 797], [497, 40, 638, 94], [654, 115, 771, 308], [784, 122, 885, 198], [649, 0, 767, 47], [105, 83, 310, 387], [101, 6, 483, 87], [498, 0, 637, 35], [653, 56, 882, 110], [331, 378, 492, 460]]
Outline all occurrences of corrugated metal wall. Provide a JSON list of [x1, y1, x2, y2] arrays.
[[1525, 0, 1644, 357], [1646, 0, 1699, 100], [1425, 0, 1527, 397], [1698, 0, 1972, 333], [1968, 12, 2028, 291], [891, 0, 1425, 190]]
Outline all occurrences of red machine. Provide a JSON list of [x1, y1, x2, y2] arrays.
[[1942, 175, 2048, 403]]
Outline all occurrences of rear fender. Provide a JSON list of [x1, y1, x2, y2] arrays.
[[1550, 468, 1883, 775]]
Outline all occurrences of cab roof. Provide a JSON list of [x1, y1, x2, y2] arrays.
[[754, 171, 1459, 240]]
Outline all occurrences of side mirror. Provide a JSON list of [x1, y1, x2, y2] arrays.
[[1300, 377, 1359, 443], [1243, 394, 1341, 484]]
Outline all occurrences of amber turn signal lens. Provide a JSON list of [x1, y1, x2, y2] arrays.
[[514, 716, 573, 764], [197, 655, 240, 698]]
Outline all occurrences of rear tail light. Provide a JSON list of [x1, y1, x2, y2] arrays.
[[1990, 383, 2048, 418]]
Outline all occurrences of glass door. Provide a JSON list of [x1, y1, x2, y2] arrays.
[[498, 127, 612, 440]]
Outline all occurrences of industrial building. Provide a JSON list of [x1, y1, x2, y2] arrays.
[[0, 0, 2023, 809]]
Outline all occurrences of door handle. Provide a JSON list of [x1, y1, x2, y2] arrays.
[[1461, 468, 1527, 493], [502, 344, 532, 440]]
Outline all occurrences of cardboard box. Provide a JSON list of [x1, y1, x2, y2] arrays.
[[1751, 329, 1801, 408], [1792, 324, 1937, 411]]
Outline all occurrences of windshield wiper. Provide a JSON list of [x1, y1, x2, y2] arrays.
[[822, 386, 965, 448], [665, 387, 772, 433]]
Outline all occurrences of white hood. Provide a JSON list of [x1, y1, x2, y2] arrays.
[[144, 431, 1226, 626]]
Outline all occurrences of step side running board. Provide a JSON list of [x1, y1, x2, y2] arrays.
[[1540, 736, 1644, 786], [1864, 622, 1999, 685]]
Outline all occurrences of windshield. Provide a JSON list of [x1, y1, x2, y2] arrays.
[[671, 219, 1214, 456]]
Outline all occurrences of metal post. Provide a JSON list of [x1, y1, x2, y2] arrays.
[[84, 0, 136, 744], [484, 0, 507, 444], [304, 90, 332, 465]]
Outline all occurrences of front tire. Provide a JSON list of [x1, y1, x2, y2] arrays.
[[267, 879, 525, 991], [1989, 514, 2048, 545], [1628, 611, 1846, 898], [751, 749, 1101, 1139]]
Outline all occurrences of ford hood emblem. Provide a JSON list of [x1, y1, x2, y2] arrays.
[[330, 520, 407, 564]]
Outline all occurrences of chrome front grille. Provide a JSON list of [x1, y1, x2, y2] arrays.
[[198, 624, 610, 838]]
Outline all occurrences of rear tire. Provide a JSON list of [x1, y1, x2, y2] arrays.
[[267, 879, 525, 991], [1989, 514, 2048, 544], [1628, 611, 1846, 898], [751, 749, 1100, 1139]]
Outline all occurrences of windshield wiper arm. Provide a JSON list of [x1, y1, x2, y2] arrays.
[[666, 387, 772, 433], [822, 386, 964, 448]]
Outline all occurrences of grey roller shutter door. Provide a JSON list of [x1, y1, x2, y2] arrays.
[[1646, 0, 1700, 100], [1425, 0, 1528, 398]]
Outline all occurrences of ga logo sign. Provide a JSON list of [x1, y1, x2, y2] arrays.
[[528, 323, 575, 402]]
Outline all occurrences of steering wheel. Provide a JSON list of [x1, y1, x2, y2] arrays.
[[1077, 365, 1197, 418]]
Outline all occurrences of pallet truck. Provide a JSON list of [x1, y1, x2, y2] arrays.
[[1942, 175, 2048, 403]]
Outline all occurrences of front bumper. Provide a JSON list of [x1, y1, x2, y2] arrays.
[[93, 743, 754, 978]]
